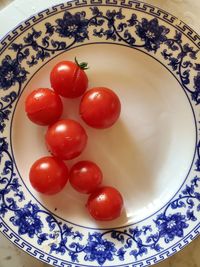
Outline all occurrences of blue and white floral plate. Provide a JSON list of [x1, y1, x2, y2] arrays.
[[1, 0, 200, 266]]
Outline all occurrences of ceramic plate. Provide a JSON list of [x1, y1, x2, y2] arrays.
[[0, 0, 200, 266]]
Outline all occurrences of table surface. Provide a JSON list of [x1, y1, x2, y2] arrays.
[[0, 0, 200, 267]]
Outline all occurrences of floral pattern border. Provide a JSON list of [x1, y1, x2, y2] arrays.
[[0, 1, 200, 266]]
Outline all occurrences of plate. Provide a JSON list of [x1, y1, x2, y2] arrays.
[[0, 0, 200, 266]]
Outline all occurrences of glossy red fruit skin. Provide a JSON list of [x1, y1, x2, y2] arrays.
[[86, 186, 124, 221], [25, 88, 63, 126], [80, 87, 121, 129], [29, 156, 69, 195], [45, 119, 88, 160], [69, 161, 103, 194], [50, 61, 88, 98]]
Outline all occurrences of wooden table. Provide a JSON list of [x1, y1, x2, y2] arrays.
[[0, 0, 13, 9]]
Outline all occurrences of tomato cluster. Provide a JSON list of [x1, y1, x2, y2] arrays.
[[25, 59, 123, 221]]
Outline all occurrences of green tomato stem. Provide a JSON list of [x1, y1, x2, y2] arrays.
[[75, 57, 89, 70]]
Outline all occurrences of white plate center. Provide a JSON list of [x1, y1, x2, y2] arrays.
[[12, 44, 196, 228]]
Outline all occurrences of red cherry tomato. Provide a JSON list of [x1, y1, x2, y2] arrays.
[[29, 156, 68, 195], [25, 88, 63, 126], [45, 119, 88, 160], [69, 161, 103, 194], [50, 59, 88, 98], [86, 186, 124, 221], [80, 87, 121, 129]]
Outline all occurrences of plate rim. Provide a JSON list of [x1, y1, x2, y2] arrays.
[[0, 0, 200, 266]]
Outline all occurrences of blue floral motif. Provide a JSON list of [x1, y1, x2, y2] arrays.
[[0, 138, 8, 157], [84, 232, 117, 265], [37, 233, 48, 245], [23, 28, 42, 46], [55, 11, 88, 42], [155, 213, 188, 242], [136, 18, 169, 52], [0, 108, 11, 133], [10, 202, 43, 238], [0, 203, 8, 217], [193, 73, 200, 103], [0, 92, 19, 132], [0, 55, 28, 90]]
